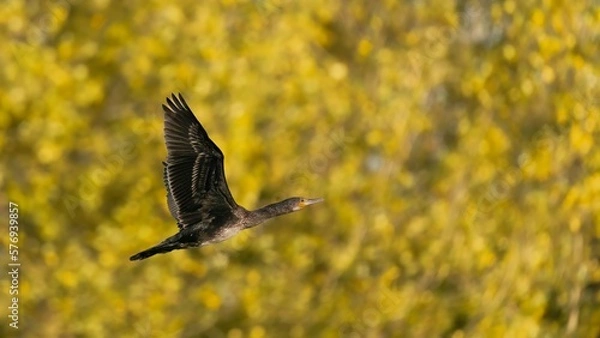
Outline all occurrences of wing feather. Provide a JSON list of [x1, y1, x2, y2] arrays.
[[161, 93, 237, 229]]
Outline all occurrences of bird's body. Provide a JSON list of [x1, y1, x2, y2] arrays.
[[130, 94, 323, 261]]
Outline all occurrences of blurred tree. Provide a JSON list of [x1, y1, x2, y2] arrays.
[[1, 0, 599, 337]]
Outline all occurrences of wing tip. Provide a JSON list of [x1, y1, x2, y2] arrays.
[[163, 92, 191, 114]]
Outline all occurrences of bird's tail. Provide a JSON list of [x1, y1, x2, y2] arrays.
[[129, 234, 183, 261]]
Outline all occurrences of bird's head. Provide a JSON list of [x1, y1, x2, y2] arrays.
[[288, 197, 325, 212], [245, 197, 325, 228]]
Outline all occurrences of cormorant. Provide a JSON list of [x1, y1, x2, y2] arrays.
[[130, 94, 323, 261]]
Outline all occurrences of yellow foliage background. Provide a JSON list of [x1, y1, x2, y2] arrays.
[[1, 0, 600, 337]]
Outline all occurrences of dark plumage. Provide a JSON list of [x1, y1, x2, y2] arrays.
[[130, 94, 323, 261]]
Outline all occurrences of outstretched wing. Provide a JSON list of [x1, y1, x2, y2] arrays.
[[162, 93, 238, 229]]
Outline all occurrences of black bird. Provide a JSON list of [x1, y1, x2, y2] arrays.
[[130, 94, 323, 261]]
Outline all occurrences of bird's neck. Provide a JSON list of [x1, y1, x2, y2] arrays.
[[244, 201, 292, 228]]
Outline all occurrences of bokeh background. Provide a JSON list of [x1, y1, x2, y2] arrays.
[[2, 0, 600, 337]]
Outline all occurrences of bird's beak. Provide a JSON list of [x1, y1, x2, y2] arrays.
[[300, 198, 324, 208]]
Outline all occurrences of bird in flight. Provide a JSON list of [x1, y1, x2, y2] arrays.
[[130, 94, 323, 261]]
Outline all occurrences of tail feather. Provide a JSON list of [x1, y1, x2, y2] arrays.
[[129, 243, 178, 261], [130, 233, 184, 261]]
